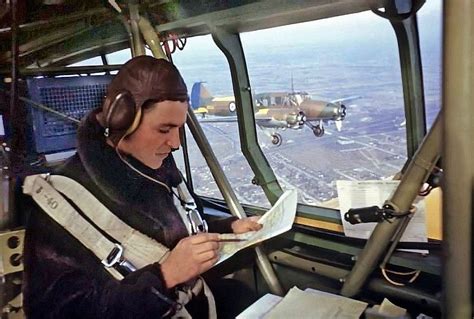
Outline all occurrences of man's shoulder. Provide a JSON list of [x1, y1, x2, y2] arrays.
[[53, 153, 85, 179]]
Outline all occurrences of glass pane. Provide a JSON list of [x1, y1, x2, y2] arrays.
[[241, 10, 407, 209], [172, 35, 271, 208], [418, 0, 442, 128], [68, 56, 103, 66], [106, 49, 132, 64]]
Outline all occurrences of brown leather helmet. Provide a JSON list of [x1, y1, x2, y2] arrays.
[[97, 55, 188, 143]]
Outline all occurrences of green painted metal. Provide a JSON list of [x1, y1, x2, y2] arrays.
[[442, 1, 473, 317], [283, 232, 440, 275], [374, 0, 427, 159], [33, 21, 129, 67], [155, 0, 385, 36], [296, 204, 342, 224]]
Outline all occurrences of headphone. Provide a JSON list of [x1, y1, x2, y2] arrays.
[[102, 90, 142, 141]]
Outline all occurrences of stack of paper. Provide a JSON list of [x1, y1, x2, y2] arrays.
[[237, 287, 368, 319]]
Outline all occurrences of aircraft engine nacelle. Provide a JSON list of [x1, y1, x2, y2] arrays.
[[285, 111, 306, 128]]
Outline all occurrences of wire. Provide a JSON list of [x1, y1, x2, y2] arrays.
[[419, 185, 433, 196], [380, 267, 421, 286], [161, 34, 187, 56], [115, 135, 172, 193]]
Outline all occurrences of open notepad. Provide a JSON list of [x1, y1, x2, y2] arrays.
[[216, 189, 298, 265]]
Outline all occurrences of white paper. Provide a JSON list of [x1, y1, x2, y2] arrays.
[[336, 180, 428, 244], [236, 293, 283, 319], [264, 287, 367, 319], [378, 298, 407, 317], [216, 188, 297, 265]]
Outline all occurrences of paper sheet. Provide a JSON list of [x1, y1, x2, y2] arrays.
[[336, 180, 428, 244], [365, 298, 408, 318], [236, 294, 283, 319], [264, 287, 367, 319], [216, 188, 297, 265]]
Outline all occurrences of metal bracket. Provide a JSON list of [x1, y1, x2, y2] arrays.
[[0, 229, 25, 276]]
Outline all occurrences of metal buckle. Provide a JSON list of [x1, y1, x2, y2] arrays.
[[185, 204, 208, 235], [101, 243, 137, 273], [102, 243, 123, 268]]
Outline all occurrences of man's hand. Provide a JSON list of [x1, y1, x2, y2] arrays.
[[160, 233, 220, 288], [231, 216, 262, 234]]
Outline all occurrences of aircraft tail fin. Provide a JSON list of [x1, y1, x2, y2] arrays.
[[191, 82, 213, 109]]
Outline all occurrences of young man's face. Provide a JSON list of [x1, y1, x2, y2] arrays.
[[118, 100, 188, 169]]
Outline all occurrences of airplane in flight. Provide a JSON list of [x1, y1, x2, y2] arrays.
[[190, 82, 359, 146]]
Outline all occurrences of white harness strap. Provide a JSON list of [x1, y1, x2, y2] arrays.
[[47, 175, 170, 268], [23, 175, 125, 280], [23, 174, 217, 319]]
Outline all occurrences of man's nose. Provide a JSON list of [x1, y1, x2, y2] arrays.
[[167, 129, 181, 149]]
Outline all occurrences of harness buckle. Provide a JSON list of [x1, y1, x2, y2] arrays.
[[102, 243, 137, 273], [185, 203, 208, 234], [102, 243, 124, 268]]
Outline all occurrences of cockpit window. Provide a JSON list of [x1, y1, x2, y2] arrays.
[[418, 0, 442, 129], [240, 10, 414, 209], [172, 35, 271, 207]]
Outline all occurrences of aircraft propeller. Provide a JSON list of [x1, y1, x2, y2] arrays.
[[297, 110, 307, 125], [340, 104, 347, 119]]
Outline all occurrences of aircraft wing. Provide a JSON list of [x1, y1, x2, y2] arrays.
[[196, 114, 287, 129], [330, 95, 361, 104]]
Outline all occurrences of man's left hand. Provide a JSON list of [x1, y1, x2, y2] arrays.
[[231, 216, 262, 234]]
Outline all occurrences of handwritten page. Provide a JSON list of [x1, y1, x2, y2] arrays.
[[216, 188, 297, 265], [336, 180, 428, 244], [264, 287, 367, 319]]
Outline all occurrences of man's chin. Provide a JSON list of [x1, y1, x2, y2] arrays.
[[150, 159, 164, 170], [140, 157, 164, 170]]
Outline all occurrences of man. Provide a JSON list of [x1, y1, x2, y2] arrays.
[[22, 56, 261, 318]]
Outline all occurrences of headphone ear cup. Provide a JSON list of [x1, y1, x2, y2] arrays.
[[105, 91, 137, 132]]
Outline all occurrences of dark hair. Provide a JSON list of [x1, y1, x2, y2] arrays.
[[141, 98, 189, 112]]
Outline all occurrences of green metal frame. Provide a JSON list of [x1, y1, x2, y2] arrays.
[[373, 0, 427, 159], [442, 1, 473, 318]]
